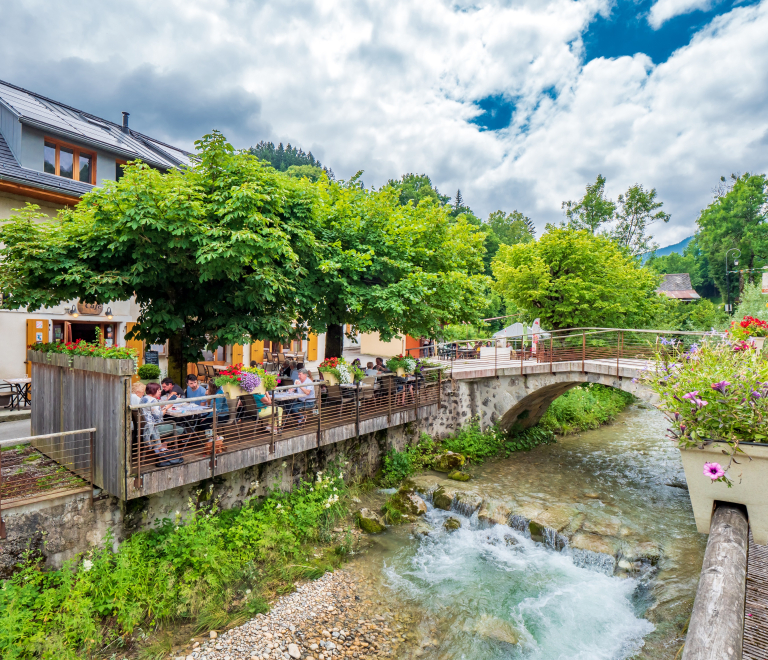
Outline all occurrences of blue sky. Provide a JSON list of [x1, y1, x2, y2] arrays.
[[1, 0, 767, 247]]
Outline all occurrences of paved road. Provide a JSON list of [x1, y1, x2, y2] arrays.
[[0, 419, 31, 443]]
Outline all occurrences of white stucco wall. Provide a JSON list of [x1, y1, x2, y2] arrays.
[[359, 332, 405, 358]]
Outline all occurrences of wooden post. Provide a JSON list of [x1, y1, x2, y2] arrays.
[[387, 376, 392, 424], [89, 430, 95, 503], [549, 335, 553, 374], [135, 414, 142, 489], [682, 503, 748, 660], [355, 381, 360, 439], [270, 391, 276, 454], [415, 374, 419, 420], [582, 330, 586, 373], [316, 386, 322, 448]]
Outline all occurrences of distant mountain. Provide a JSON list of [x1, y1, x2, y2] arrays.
[[643, 235, 693, 262]]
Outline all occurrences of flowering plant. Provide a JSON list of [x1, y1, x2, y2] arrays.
[[318, 356, 361, 383], [214, 364, 279, 392], [30, 339, 137, 360], [639, 337, 768, 486], [730, 315, 768, 340], [386, 354, 417, 373]]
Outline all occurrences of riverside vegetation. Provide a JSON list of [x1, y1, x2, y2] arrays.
[[0, 467, 352, 660]]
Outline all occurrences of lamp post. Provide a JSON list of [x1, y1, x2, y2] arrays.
[[725, 248, 741, 315]]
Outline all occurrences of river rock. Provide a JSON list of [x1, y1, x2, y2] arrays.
[[472, 614, 520, 645], [287, 643, 301, 658], [432, 486, 454, 510], [478, 500, 513, 526], [622, 540, 661, 565], [357, 508, 386, 534], [444, 517, 461, 532], [413, 520, 432, 537], [448, 470, 471, 481], [399, 478, 427, 495], [433, 451, 466, 472], [532, 504, 581, 534], [570, 532, 620, 556], [582, 514, 623, 537], [387, 491, 427, 518]]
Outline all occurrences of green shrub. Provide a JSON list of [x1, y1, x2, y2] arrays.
[[539, 383, 635, 435], [380, 434, 439, 487], [137, 363, 161, 380], [0, 467, 350, 659]]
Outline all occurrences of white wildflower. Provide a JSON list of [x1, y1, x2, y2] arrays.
[[282, 461, 287, 468], [82, 559, 93, 572], [325, 503, 331, 508], [276, 503, 282, 509]]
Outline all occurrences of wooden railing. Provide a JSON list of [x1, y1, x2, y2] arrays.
[[129, 369, 443, 486]]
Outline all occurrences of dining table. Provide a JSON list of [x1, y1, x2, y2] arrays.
[[4, 377, 31, 410]]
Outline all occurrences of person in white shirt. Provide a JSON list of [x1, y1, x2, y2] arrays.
[[289, 369, 316, 423], [365, 362, 378, 377], [131, 381, 146, 406]]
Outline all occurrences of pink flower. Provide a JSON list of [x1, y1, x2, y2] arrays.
[[703, 462, 725, 480]]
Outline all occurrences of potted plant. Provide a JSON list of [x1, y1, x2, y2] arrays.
[[137, 363, 161, 385], [729, 315, 768, 350], [214, 364, 278, 397], [640, 337, 768, 544], [318, 357, 357, 385], [386, 354, 417, 377]]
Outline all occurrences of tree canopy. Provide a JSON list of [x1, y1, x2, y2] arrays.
[[491, 226, 661, 330], [0, 132, 489, 372], [385, 173, 450, 208], [612, 184, 670, 256], [562, 174, 616, 235]]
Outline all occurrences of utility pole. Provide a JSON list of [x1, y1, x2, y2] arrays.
[[725, 248, 740, 315]]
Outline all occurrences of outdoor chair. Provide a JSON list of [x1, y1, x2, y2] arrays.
[[276, 353, 286, 366], [0, 382, 12, 409], [205, 365, 217, 381], [196, 363, 208, 383]]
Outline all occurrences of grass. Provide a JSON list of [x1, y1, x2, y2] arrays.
[[539, 383, 635, 435], [0, 463, 353, 660]]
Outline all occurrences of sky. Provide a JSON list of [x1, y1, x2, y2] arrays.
[[1, 0, 767, 246]]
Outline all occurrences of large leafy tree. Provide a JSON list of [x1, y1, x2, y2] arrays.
[[696, 173, 768, 299], [492, 226, 661, 330], [611, 184, 670, 256], [386, 173, 450, 208], [0, 132, 319, 383], [561, 174, 616, 234], [301, 175, 489, 357]]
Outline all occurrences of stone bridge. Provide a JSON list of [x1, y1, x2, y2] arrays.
[[420, 356, 655, 436]]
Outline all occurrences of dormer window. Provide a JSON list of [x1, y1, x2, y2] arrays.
[[43, 138, 96, 184]]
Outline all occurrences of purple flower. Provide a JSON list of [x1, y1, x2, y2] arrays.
[[711, 381, 731, 394], [682, 391, 699, 400], [239, 371, 261, 393], [703, 462, 725, 480], [751, 390, 762, 399]]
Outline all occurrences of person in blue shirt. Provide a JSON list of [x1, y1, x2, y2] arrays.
[[186, 374, 208, 400], [203, 381, 229, 422]]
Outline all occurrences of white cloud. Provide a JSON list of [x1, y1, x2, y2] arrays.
[[0, 0, 767, 246], [648, 0, 712, 29]]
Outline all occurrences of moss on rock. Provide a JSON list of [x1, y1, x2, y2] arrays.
[[444, 517, 461, 532], [357, 508, 385, 534], [432, 486, 453, 511], [433, 452, 466, 473], [448, 470, 471, 482]]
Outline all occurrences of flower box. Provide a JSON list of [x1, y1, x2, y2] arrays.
[[679, 441, 768, 544], [220, 382, 245, 398], [323, 372, 339, 386]]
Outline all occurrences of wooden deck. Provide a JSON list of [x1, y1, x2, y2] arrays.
[[744, 531, 768, 659]]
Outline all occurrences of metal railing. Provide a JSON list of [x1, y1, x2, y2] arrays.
[[0, 428, 95, 538], [129, 368, 444, 485], [408, 327, 727, 378]]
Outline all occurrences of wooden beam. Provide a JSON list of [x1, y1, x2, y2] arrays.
[[0, 180, 81, 207], [682, 503, 749, 660]]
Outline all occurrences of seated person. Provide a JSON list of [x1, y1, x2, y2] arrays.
[[199, 381, 229, 429], [131, 381, 146, 406], [288, 361, 300, 382], [185, 374, 208, 400], [160, 377, 184, 400], [374, 357, 391, 373], [139, 383, 183, 466], [351, 358, 362, 368], [250, 360, 258, 368], [365, 362, 378, 377], [288, 369, 316, 421], [253, 388, 284, 430]]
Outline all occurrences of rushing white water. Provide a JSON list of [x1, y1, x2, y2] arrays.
[[383, 504, 654, 660]]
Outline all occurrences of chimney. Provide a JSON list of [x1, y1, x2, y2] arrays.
[[121, 111, 130, 133]]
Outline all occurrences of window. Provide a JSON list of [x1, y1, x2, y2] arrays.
[[43, 138, 96, 184], [116, 159, 126, 181]]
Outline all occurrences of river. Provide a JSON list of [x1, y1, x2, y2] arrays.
[[346, 404, 706, 659]]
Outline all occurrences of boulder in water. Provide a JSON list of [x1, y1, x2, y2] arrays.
[[398, 478, 427, 495], [433, 451, 466, 473], [412, 520, 432, 537], [357, 508, 385, 534], [472, 614, 520, 645], [432, 486, 453, 511], [444, 517, 461, 532], [448, 470, 471, 481], [387, 491, 427, 518], [478, 500, 513, 527], [570, 531, 620, 556]]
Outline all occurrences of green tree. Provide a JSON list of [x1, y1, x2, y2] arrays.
[[284, 164, 326, 182], [697, 173, 768, 300], [646, 236, 718, 298], [0, 132, 319, 384], [302, 174, 489, 357], [386, 173, 450, 208], [492, 226, 661, 330], [486, 210, 535, 245], [249, 140, 334, 178], [611, 184, 670, 256], [561, 174, 616, 234], [734, 281, 768, 322]]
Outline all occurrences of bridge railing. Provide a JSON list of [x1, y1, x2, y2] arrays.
[[412, 328, 727, 378]]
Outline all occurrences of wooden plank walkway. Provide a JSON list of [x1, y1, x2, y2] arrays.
[[745, 531, 768, 659]]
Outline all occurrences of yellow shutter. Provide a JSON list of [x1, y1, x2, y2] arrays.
[[124, 322, 144, 384], [232, 344, 244, 366], [307, 333, 318, 361], [251, 339, 265, 363], [26, 319, 47, 380]]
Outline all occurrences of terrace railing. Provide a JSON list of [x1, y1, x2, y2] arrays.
[[128, 368, 443, 487], [411, 328, 726, 378], [0, 428, 95, 538]]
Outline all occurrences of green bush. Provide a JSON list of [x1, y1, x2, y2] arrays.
[[380, 434, 438, 487], [539, 384, 635, 435], [0, 468, 349, 659], [137, 363, 161, 380]]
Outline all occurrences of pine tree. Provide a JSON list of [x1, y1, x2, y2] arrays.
[[454, 190, 464, 211]]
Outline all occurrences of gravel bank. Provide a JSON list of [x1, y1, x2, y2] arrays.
[[175, 569, 412, 660]]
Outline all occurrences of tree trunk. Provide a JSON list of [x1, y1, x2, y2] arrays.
[[167, 333, 186, 387], [324, 324, 344, 359]]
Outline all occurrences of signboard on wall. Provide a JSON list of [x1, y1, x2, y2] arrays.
[[144, 350, 160, 366], [76, 301, 103, 315]]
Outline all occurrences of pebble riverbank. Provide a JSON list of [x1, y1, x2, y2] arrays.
[[174, 569, 414, 660]]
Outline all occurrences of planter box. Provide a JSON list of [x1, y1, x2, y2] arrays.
[[680, 441, 768, 544], [28, 349, 135, 376], [221, 382, 245, 398], [321, 372, 339, 386]]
